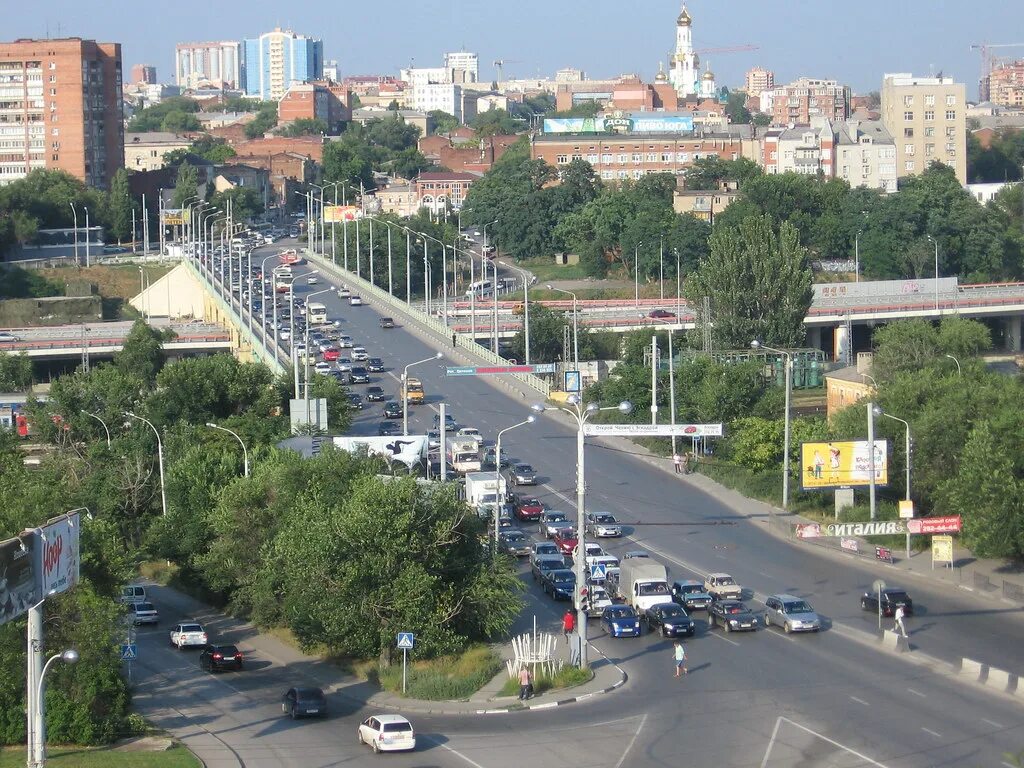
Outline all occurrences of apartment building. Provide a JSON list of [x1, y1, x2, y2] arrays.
[[987, 62, 1024, 108], [443, 51, 479, 84], [243, 29, 323, 101], [131, 64, 157, 84], [124, 131, 190, 171], [0, 37, 124, 189], [770, 77, 851, 125], [880, 73, 966, 184], [175, 42, 241, 90], [744, 67, 775, 97]]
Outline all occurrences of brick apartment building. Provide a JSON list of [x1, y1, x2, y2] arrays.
[[418, 133, 519, 173], [770, 77, 851, 126], [987, 61, 1024, 108], [414, 171, 477, 214], [278, 81, 352, 133], [555, 76, 679, 113], [230, 135, 325, 163], [0, 37, 124, 189]]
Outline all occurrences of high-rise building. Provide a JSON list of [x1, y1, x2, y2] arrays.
[[243, 28, 323, 101], [131, 64, 157, 84], [881, 72, 966, 184], [175, 41, 241, 90], [0, 37, 124, 189], [443, 51, 478, 84], [744, 67, 774, 97], [987, 61, 1024, 108], [323, 59, 340, 83], [770, 77, 851, 125], [668, 3, 699, 97]]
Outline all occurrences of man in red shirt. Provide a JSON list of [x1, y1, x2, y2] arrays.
[[562, 608, 576, 642]]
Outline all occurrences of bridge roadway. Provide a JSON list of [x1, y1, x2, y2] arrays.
[[0, 318, 232, 359], [172, 240, 1024, 767]]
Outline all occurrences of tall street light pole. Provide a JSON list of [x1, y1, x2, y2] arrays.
[[945, 353, 962, 376], [634, 240, 644, 309], [482, 221, 499, 354], [81, 410, 111, 448], [927, 234, 939, 311], [501, 260, 532, 364], [855, 230, 862, 283], [31, 648, 79, 768], [494, 417, 535, 550], [867, 401, 878, 521], [206, 422, 250, 477], [877, 407, 912, 558], [302, 284, 330, 428], [69, 202, 79, 266], [547, 285, 579, 372], [125, 411, 167, 517], [531, 396, 632, 670], [403, 353, 443, 436], [750, 341, 792, 511]]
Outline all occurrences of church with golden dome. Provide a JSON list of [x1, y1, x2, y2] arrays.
[[666, 3, 715, 99]]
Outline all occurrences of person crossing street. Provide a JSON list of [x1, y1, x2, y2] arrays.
[[673, 640, 688, 677]]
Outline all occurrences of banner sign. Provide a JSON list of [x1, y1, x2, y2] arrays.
[[800, 440, 889, 490], [543, 113, 694, 135], [932, 535, 954, 566], [840, 538, 859, 552], [323, 205, 362, 223], [333, 435, 427, 469], [795, 515, 962, 539], [446, 364, 556, 376], [907, 515, 962, 534], [0, 535, 37, 627], [875, 546, 893, 564], [36, 513, 80, 597], [161, 209, 185, 226], [584, 423, 724, 438]]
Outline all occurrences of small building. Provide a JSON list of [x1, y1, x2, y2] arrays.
[[414, 171, 478, 214], [824, 354, 875, 421], [673, 182, 739, 221], [123, 132, 192, 172]]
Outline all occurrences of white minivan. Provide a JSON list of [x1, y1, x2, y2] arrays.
[[120, 585, 147, 604]]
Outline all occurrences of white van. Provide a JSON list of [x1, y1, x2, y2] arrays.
[[120, 585, 147, 604]]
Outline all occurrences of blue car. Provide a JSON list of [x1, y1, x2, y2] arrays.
[[601, 605, 641, 638]]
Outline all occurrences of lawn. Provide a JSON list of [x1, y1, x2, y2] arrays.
[[518, 257, 590, 282], [375, 644, 502, 700], [497, 665, 592, 697], [0, 745, 201, 767], [39, 264, 174, 319]]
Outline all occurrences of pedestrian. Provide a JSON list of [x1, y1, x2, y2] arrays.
[[562, 608, 576, 643], [673, 640, 688, 677], [452, 333, 457, 348], [518, 665, 532, 700], [893, 604, 907, 637], [673, 453, 682, 474]]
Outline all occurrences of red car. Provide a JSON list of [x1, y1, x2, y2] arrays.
[[553, 530, 578, 556], [649, 308, 677, 319], [322, 347, 340, 361], [514, 496, 544, 522]]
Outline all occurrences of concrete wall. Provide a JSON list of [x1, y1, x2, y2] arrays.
[[129, 262, 207, 320]]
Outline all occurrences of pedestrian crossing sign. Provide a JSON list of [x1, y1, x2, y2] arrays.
[[120, 643, 137, 661], [590, 564, 607, 581], [396, 632, 415, 650]]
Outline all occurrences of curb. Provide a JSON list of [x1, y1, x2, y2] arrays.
[[477, 664, 628, 714]]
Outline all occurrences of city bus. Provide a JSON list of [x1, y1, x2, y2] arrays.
[[279, 249, 304, 266], [307, 302, 329, 325], [275, 273, 294, 294]]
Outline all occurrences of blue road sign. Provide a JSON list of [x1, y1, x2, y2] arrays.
[[590, 564, 608, 581], [396, 632, 415, 650], [120, 643, 138, 661]]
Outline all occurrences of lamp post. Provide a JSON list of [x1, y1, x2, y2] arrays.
[[634, 240, 644, 309], [531, 396, 632, 670], [501, 260, 532, 364], [945, 353, 962, 376], [494, 416, 535, 550], [647, 314, 678, 455], [69, 202, 79, 266], [867, 401, 878, 521], [124, 411, 167, 517], [926, 234, 939, 311], [205, 422, 250, 477], [855, 230, 862, 283], [83, 205, 91, 268], [750, 341, 792, 511], [81, 410, 111, 448], [482, 221, 499, 354], [30, 648, 79, 767], [416, 229, 449, 326], [403, 353, 443, 436], [876, 407, 912, 558], [261, 253, 278, 355], [547, 285, 579, 372]]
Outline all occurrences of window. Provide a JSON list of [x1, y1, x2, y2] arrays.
[[945, 110, 956, 120], [925, 143, 934, 156], [925, 95, 935, 106], [601, 170, 613, 179], [632, 169, 642, 179], [601, 153, 612, 164], [617, 153, 627, 164], [631, 153, 642, 163], [571, 154, 582, 162], [904, 111, 913, 121], [903, 95, 914, 107], [646, 153, 657, 162], [924, 110, 934, 121], [661, 152, 672, 163], [946, 127, 956, 138], [586, 153, 598, 164], [924, 127, 935, 137], [904, 128, 914, 138], [946, 94, 956, 106], [905, 160, 915, 171], [904, 144, 915, 156], [616, 170, 627, 179], [555, 154, 569, 165]]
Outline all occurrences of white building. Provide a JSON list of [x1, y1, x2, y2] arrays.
[[444, 51, 479, 83], [668, 3, 699, 97], [835, 120, 898, 193], [175, 41, 241, 89], [413, 83, 464, 121], [323, 60, 340, 82]]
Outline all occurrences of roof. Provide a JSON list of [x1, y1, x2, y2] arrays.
[[371, 714, 412, 723], [416, 171, 478, 181], [824, 365, 873, 385], [124, 132, 191, 145]]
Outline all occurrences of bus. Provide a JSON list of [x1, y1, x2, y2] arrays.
[[279, 249, 304, 266], [275, 273, 294, 293], [307, 302, 329, 325], [466, 280, 494, 299]]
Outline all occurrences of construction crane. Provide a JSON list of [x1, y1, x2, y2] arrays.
[[971, 42, 1024, 100], [694, 44, 760, 56], [492, 59, 523, 82]]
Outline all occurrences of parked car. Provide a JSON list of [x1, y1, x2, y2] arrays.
[[357, 714, 416, 753], [366, 386, 386, 402], [509, 463, 537, 485], [169, 622, 208, 649], [383, 401, 403, 419], [541, 568, 576, 600], [379, 317, 395, 329], [585, 512, 622, 538], [601, 604, 641, 638], [199, 643, 243, 672], [126, 601, 159, 626], [644, 602, 695, 637], [704, 573, 743, 601], [499, 529, 531, 557], [378, 421, 401, 436], [282, 687, 327, 719], [764, 594, 822, 633], [553, 530, 578, 556], [671, 580, 713, 611], [514, 495, 544, 522], [708, 600, 758, 632], [860, 588, 913, 617], [367, 357, 385, 372]]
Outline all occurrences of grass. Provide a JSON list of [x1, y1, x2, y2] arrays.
[[375, 645, 502, 701], [519, 257, 590, 282], [497, 665, 593, 697], [0, 745, 201, 767]]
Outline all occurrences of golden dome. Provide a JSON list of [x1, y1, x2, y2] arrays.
[[703, 70, 715, 81], [677, 4, 692, 25]]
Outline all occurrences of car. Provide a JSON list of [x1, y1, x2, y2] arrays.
[[541, 568, 576, 600], [383, 401, 403, 419], [378, 421, 401, 436], [860, 588, 913, 617], [584, 585, 614, 618], [352, 346, 369, 361], [708, 600, 758, 632], [322, 347, 340, 361], [530, 541, 560, 559], [350, 366, 370, 383], [538, 511, 572, 538], [282, 687, 327, 719], [314, 361, 332, 375], [433, 414, 457, 432], [337, 335, 354, 348], [764, 594, 822, 633], [357, 714, 416, 753], [514, 495, 544, 522], [350, 295, 363, 306], [337, 286, 352, 298], [509, 463, 537, 485], [705, 573, 743, 601], [336, 358, 353, 373], [457, 426, 482, 440], [648, 308, 677, 319], [347, 393, 364, 410], [622, 550, 649, 560], [586, 554, 619, 581], [0, 333, 19, 343], [530, 553, 566, 581], [671, 580, 713, 611], [366, 386, 385, 402], [426, 429, 442, 449], [199, 643, 243, 672], [553, 530, 578, 556], [586, 512, 622, 537], [169, 622, 208, 649], [126, 601, 158, 625], [379, 317, 395, 329], [120, 585, 147, 604], [645, 602, 696, 637], [367, 357, 385, 372], [601, 604, 641, 638], [307, 276, 319, 285], [499, 529, 532, 557]]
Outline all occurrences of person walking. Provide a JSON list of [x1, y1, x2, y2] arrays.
[[451, 332, 457, 349], [893, 604, 907, 637], [673, 454, 682, 474], [518, 666, 532, 700], [562, 608, 576, 643], [673, 640, 688, 677]]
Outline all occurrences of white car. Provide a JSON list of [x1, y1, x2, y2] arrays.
[[349, 295, 363, 306], [0, 333, 19, 343], [457, 427, 481, 440], [127, 601, 159, 626], [338, 286, 352, 298], [586, 512, 623, 538], [704, 572, 743, 601], [307, 275, 319, 285], [351, 346, 368, 361], [337, 335, 353, 348], [314, 361, 332, 375], [279, 329, 291, 341], [169, 622, 208, 649], [357, 714, 416, 753], [336, 359, 353, 373], [585, 585, 614, 617]]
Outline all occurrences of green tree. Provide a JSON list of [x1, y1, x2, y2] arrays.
[[685, 216, 813, 348], [306, 372, 354, 434], [280, 118, 328, 137], [0, 352, 32, 390], [871, 317, 991, 382], [508, 303, 569, 364], [106, 167, 135, 243], [428, 110, 460, 135], [472, 107, 521, 137], [322, 139, 375, 190], [244, 103, 279, 139], [723, 89, 752, 124], [114, 319, 168, 387], [684, 156, 761, 191], [172, 162, 200, 208], [209, 187, 264, 222], [126, 96, 202, 132]]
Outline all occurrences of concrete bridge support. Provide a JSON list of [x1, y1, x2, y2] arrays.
[[1005, 315, 1023, 352], [833, 324, 850, 364], [807, 326, 823, 354], [202, 293, 258, 363]]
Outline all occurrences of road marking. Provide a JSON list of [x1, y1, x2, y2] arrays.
[[545, 715, 647, 734], [983, 718, 1005, 729], [761, 716, 890, 768], [921, 727, 943, 738], [849, 696, 869, 706], [708, 631, 741, 647], [907, 688, 926, 698], [613, 712, 647, 768], [422, 736, 489, 768]]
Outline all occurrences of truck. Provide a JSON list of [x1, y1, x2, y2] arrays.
[[464, 472, 507, 517], [403, 377, 424, 405], [448, 437, 482, 474], [616, 559, 671, 612]]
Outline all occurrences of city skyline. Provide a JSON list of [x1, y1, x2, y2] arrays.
[[7, 1, 1024, 96]]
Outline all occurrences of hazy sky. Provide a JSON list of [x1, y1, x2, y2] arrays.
[[8, 1, 1024, 97]]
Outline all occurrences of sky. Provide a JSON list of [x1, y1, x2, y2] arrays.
[[8, 1, 1024, 97]]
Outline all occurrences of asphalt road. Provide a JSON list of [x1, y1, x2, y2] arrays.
[[160, 242, 1024, 768]]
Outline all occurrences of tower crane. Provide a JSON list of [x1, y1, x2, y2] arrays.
[[971, 42, 1024, 100], [492, 59, 523, 82]]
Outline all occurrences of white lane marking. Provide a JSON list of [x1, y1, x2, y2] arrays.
[[764, 717, 891, 768], [983, 718, 1005, 729], [422, 736, 489, 768], [849, 696, 869, 706], [545, 715, 647, 733], [921, 727, 943, 738], [1003, 762, 1017, 768], [708, 631, 740, 647], [613, 712, 648, 768], [907, 688, 926, 698]]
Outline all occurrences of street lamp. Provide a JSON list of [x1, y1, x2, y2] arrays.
[[751, 340, 792, 511], [30, 648, 79, 767], [855, 230, 862, 283], [646, 314, 678, 455], [547, 284, 579, 372], [205, 422, 250, 477], [875, 406, 913, 558], [926, 235, 940, 311], [69, 202, 79, 266], [403, 353, 443, 436], [531, 396, 633, 670], [634, 240, 644, 309], [261, 253, 279, 356], [945, 353, 962, 376], [502, 260, 532, 364], [493, 416, 535, 550], [81, 410, 111, 448], [124, 411, 167, 517], [482, 221, 500, 354]]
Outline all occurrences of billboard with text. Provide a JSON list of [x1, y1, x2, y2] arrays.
[[36, 513, 80, 598], [323, 205, 362, 223], [0, 535, 37, 627], [334, 435, 428, 469], [543, 113, 694, 135], [800, 440, 888, 490]]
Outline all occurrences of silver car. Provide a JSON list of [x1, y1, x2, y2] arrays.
[[763, 594, 821, 633], [586, 512, 622, 537], [539, 511, 572, 538], [499, 529, 531, 557]]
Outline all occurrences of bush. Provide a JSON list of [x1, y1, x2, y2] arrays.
[[376, 645, 501, 700], [498, 665, 592, 697]]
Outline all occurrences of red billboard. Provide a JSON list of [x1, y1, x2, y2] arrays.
[[907, 516, 962, 534]]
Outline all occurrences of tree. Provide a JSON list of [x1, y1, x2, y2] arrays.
[[279, 118, 328, 137], [428, 110, 460, 135], [684, 156, 761, 191], [508, 303, 569, 364], [871, 317, 991, 381], [125, 97, 201, 133], [106, 168, 135, 243], [114, 319, 168, 387], [243, 103, 278, 139], [172, 162, 200, 208], [472, 107, 521, 137], [685, 215, 813, 348], [0, 353, 32, 390], [724, 89, 752, 124], [322, 139, 374, 190], [210, 187, 264, 222]]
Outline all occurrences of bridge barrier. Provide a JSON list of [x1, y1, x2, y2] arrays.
[[985, 666, 1015, 693], [880, 629, 909, 653], [960, 658, 986, 682]]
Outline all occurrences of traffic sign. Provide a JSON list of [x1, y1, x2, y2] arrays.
[[446, 365, 556, 376], [590, 563, 608, 581], [396, 632, 415, 650], [120, 643, 137, 661]]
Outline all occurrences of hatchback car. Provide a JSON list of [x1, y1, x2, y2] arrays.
[[282, 687, 327, 719], [433, 414, 457, 432], [499, 529, 531, 557], [366, 386, 385, 402], [349, 295, 363, 306], [585, 585, 614, 618], [764, 594, 821, 633], [379, 317, 395, 328], [553, 530, 578, 556], [509, 463, 537, 485], [708, 600, 758, 632], [367, 357, 385, 372], [586, 512, 622, 538], [321, 347, 340, 361], [357, 714, 416, 753], [602, 605, 641, 638], [514, 496, 544, 522], [539, 511, 572, 538], [126, 601, 159, 626], [347, 393, 364, 410], [199, 643, 243, 672], [350, 366, 370, 383], [645, 602, 696, 637], [861, 588, 913, 617], [383, 401, 403, 419]]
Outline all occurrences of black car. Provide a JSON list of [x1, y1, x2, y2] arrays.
[[509, 463, 537, 485], [644, 603, 695, 637], [433, 413, 456, 432], [199, 644, 243, 672], [379, 317, 395, 329], [541, 568, 576, 601], [347, 393, 363, 410], [708, 600, 758, 632], [383, 401, 403, 419], [366, 386, 385, 402], [378, 421, 401, 436], [282, 687, 326, 719], [350, 366, 369, 383], [861, 588, 913, 617], [367, 358, 385, 372]]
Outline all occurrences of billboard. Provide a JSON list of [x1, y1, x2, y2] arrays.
[[333, 435, 428, 469], [794, 516, 962, 539], [800, 440, 888, 490], [162, 209, 186, 226], [36, 513, 80, 597], [0, 535, 38, 627], [323, 205, 362, 223], [543, 113, 694, 135], [584, 423, 723, 438]]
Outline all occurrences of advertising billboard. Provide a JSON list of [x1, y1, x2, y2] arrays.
[[333, 435, 428, 469], [800, 440, 888, 490], [584, 423, 724, 438], [323, 205, 362, 223], [36, 513, 80, 598], [794, 516, 962, 539], [0, 535, 38, 627], [543, 113, 694, 135], [162, 209, 186, 226]]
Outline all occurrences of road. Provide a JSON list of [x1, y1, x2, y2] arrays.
[[143, 241, 1024, 767]]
